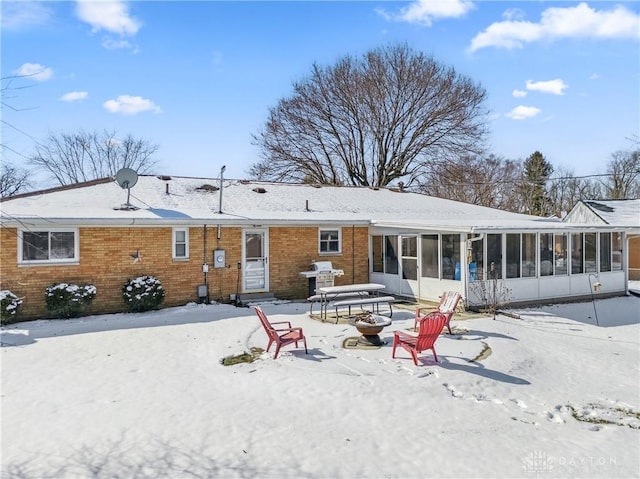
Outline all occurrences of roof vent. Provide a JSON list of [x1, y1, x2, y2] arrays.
[[157, 175, 172, 181], [253, 187, 267, 194], [196, 184, 219, 192]]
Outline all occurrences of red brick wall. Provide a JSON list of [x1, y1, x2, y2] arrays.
[[0, 225, 370, 319]]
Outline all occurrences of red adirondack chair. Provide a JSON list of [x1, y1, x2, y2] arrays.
[[254, 306, 307, 359], [414, 291, 462, 334], [393, 312, 448, 365]]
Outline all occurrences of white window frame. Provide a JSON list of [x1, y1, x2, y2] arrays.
[[319, 227, 341, 254], [18, 228, 79, 265], [173, 227, 189, 260]]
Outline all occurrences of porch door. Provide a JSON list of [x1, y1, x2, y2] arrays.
[[242, 229, 269, 293], [400, 235, 419, 298]]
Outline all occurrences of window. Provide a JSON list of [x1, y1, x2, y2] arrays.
[[371, 235, 399, 274], [584, 233, 597, 273], [554, 234, 568, 275], [506, 234, 521, 279], [522, 234, 537, 278], [319, 228, 341, 254], [372, 236, 384, 273], [441, 234, 460, 280], [540, 233, 553, 276], [173, 228, 189, 259], [384, 236, 399, 274], [421, 234, 439, 278], [571, 233, 583, 274], [600, 232, 612, 272], [20, 229, 78, 263], [612, 232, 622, 270], [486, 234, 502, 279], [469, 236, 483, 281]]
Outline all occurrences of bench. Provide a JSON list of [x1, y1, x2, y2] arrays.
[[333, 295, 396, 321], [307, 292, 369, 314]]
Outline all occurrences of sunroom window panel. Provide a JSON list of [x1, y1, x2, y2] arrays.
[[384, 236, 398, 275], [506, 234, 520, 279], [599, 233, 612, 272], [571, 233, 583, 274], [584, 233, 597, 273], [486, 234, 502, 279], [540, 233, 553, 276], [470, 237, 483, 280], [612, 233, 622, 270], [522, 234, 537, 278], [441, 234, 460, 280], [421, 235, 438, 278], [554, 234, 568, 275], [372, 236, 384, 273]]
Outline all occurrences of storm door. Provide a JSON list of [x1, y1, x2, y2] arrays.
[[242, 229, 269, 292]]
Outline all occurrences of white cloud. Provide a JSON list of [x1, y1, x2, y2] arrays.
[[525, 79, 568, 95], [469, 2, 640, 52], [75, 1, 141, 36], [14, 63, 53, 81], [506, 105, 541, 120], [103, 95, 162, 115], [60, 91, 89, 102], [1, 1, 53, 30], [377, 0, 474, 26], [590, 73, 601, 80], [101, 37, 139, 53], [512, 89, 527, 98]]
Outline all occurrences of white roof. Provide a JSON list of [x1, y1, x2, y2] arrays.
[[0, 175, 629, 232], [564, 199, 640, 227]]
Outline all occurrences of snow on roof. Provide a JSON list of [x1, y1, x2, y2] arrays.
[[579, 199, 640, 227], [0, 175, 626, 231]]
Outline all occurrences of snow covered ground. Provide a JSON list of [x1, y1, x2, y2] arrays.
[[2, 286, 639, 478]]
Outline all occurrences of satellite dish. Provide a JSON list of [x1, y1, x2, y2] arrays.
[[115, 168, 138, 189], [114, 168, 139, 210]]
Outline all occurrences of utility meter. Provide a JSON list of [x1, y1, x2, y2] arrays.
[[213, 250, 226, 268]]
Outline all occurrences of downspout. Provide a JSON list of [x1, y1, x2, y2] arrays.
[[352, 225, 356, 283], [464, 233, 484, 310], [203, 224, 208, 289]]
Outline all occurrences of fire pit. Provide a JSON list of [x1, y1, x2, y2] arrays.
[[347, 313, 392, 346]]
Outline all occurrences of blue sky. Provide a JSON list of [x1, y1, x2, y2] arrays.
[[2, 1, 639, 188]]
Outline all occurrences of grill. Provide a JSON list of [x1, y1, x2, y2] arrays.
[[299, 260, 345, 295]]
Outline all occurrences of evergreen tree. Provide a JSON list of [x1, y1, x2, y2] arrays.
[[520, 151, 554, 216]]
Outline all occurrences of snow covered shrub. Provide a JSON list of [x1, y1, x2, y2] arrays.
[[45, 283, 97, 319], [1, 290, 23, 325], [122, 275, 165, 313]]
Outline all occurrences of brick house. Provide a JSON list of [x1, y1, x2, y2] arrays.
[[1, 175, 634, 320]]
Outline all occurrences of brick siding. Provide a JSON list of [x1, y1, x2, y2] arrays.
[[0, 225, 370, 320]]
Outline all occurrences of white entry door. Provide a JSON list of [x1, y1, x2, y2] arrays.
[[242, 229, 269, 292]]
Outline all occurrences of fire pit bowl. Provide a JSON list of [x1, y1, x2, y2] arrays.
[[347, 313, 392, 346]]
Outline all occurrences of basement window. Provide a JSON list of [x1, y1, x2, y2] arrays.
[[19, 229, 78, 264]]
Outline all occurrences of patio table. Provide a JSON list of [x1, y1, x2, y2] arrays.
[[316, 283, 386, 320]]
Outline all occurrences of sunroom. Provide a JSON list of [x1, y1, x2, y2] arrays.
[[368, 222, 628, 308]]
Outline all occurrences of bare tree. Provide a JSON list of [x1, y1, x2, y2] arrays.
[[419, 154, 522, 210], [602, 147, 640, 199], [546, 167, 603, 216], [0, 161, 31, 197], [251, 43, 489, 187], [29, 130, 159, 186]]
